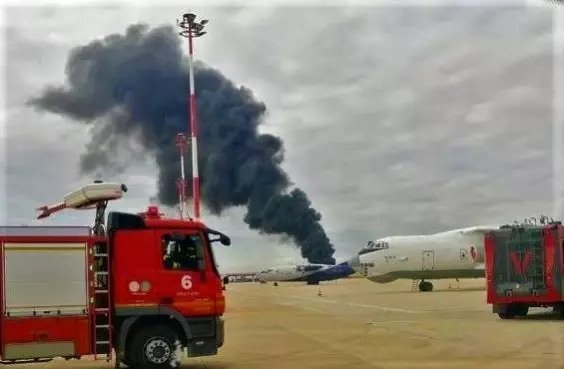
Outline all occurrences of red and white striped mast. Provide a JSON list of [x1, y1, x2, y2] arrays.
[[177, 12, 208, 219], [175, 133, 188, 219]]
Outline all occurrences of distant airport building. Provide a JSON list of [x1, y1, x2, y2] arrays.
[[223, 273, 258, 283]]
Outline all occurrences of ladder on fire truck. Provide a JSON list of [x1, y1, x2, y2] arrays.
[[91, 205, 113, 363], [36, 180, 128, 365], [90, 233, 113, 361]]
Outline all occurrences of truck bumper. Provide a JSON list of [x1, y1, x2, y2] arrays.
[[216, 317, 224, 348], [185, 316, 224, 358]]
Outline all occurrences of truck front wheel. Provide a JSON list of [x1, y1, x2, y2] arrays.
[[128, 324, 182, 369]]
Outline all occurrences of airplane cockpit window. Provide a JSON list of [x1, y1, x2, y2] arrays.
[[359, 240, 389, 255], [260, 268, 273, 274]]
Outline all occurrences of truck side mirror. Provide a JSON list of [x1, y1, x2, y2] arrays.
[[220, 235, 231, 246], [207, 228, 231, 246]]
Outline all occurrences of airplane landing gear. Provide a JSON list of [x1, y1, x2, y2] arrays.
[[418, 280, 433, 292], [448, 278, 460, 290]]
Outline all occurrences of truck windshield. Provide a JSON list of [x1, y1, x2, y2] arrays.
[[205, 234, 221, 277], [161, 233, 220, 277]]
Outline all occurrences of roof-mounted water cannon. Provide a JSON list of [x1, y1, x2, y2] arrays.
[[36, 180, 128, 236]]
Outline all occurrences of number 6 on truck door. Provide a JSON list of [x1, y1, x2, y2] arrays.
[[181, 275, 193, 290]]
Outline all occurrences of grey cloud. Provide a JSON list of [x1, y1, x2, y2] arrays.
[[204, 6, 556, 240]]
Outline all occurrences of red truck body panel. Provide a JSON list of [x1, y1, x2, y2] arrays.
[[2, 316, 91, 357], [0, 227, 93, 360], [485, 224, 564, 306]]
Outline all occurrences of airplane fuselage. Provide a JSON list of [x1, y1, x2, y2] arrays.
[[364, 265, 484, 284], [352, 227, 492, 287], [257, 261, 355, 284]]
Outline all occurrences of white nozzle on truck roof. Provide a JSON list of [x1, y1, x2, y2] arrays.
[[36, 181, 128, 219], [64, 182, 127, 209]]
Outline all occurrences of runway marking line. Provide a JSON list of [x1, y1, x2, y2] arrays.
[[299, 306, 324, 313], [276, 300, 325, 313], [266, 293, 422, 314]]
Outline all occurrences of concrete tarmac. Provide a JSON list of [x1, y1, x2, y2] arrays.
[[13, 278, 564, 369]]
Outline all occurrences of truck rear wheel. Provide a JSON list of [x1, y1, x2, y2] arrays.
[[498, 311, 515, 319], [497, 304, 528, 319], [515, 305, 529, 317], [128, 324, 182, 369]]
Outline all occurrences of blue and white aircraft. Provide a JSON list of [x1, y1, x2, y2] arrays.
[[256, 261, 355, 285]]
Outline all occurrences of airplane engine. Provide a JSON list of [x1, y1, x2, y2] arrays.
[[469, 245, 484, 263]]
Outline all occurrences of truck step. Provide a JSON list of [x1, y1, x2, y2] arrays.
[[94, 355, 112, 361], [96, 324, 110, 328], [1, 358, 53, 365], [95, 272, 109, 275], [95, 290, 109, 294], [95, 253, 109, 257], [95, 308, 109, 312]]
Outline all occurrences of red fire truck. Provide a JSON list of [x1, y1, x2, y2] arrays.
[[485, 219, 564, 319], [0, 181, 231, 368]]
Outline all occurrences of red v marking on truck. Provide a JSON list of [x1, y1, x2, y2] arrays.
[[509, 250, 532, 275]]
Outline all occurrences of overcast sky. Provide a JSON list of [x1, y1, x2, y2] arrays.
[[1, 0, 563, 272]]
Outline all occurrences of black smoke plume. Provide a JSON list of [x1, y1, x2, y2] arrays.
[[28, 24, 336, 265]]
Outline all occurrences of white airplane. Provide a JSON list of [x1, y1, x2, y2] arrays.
[[256, 261, 355, 285], [348, 225, 501, 292]]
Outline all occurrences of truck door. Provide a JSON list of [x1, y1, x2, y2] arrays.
[[156, 229, 215, 317], [422, 251, 434, 271]]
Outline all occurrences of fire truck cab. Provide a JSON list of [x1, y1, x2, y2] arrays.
[[0, 181, 230, 368]]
